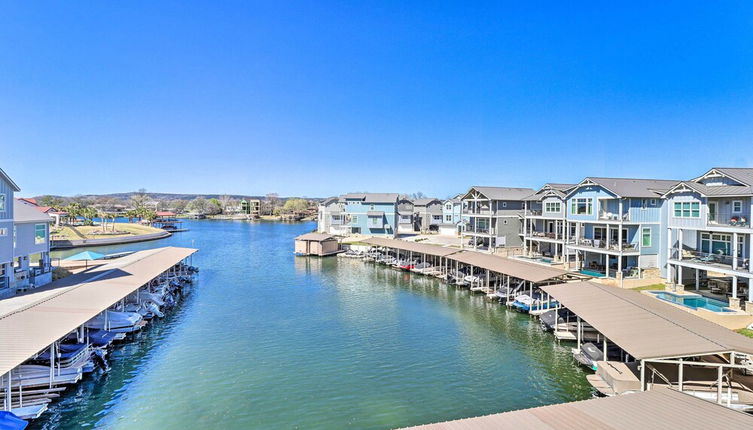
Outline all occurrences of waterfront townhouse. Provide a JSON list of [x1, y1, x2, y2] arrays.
[[521, 183, 575, 262], [13, 199, 53, 292], [663, 168, 753, 304], [318, 193, 399, 237], [0, 169, 19, 295], [412, 198, 443, 233], [461, 186, 534, 251], [564, 177, 678, 279], [397, 197, 415, 234], [438, 196, 463, 236]]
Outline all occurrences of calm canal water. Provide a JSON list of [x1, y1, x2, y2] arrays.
[[34, 220, 591, 429]]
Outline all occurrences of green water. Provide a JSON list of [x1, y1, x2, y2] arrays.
[[34, 220, 591, 429]]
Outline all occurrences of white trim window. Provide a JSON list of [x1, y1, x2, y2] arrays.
[[641, 227, 651, 247], [732, 200, 743, 213], [35, 224, 46, 245], [571, 198, 593, 215], [673, 202, 700, 218], [544, 202, 561, 213], [0, 194, 5, 212], [444, 215, 452, 222], [0, 227, 6, 236]]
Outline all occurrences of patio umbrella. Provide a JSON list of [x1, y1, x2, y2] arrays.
[[64, 250, 106, 268]]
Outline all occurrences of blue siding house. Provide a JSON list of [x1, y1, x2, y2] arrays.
[[564, 177, 678, 279], [319, 193, 399, 237], [663, 168, 753, 303]]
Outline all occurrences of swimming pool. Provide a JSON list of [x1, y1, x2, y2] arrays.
[[579, 269, 605, 278], [650, 291, 734, 313], [514, 256, 555, 265]]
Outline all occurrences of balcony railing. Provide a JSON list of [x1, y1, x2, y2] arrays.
[[527, 209, 542, 216], [464, 208, 492, 215], [566, 238, 638, 251], [525, 231, 564, 241], [707, 213, 750, 228], [670, 248, 751, 272], [598, 211, 630, 222]]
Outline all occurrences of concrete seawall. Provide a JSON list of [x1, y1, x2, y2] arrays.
[[51, 230, 172, 250]]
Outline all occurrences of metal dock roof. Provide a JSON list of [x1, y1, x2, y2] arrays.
[[0, 246, 197, 376], [400, 388, 753, 429], [541, 281, 753, 359]]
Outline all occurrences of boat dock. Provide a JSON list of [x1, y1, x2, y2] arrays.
[[0, 246, 198, 422], [400, 387, 753, 429]]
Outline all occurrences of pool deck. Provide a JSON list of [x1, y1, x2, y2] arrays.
[[640, 289, 753, 330]]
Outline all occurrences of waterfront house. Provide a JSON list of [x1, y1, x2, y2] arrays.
[[438, 196, 464, 236], [397, 197, 415, 234], [460, 186, 534, 251], [240, 199, 261, 217], [663, 168, 753, 304], [564, 177, 678, 279], [412, 198, 443, 233], [0, 168, 20, 296], [318, 193, 399, 237], [522, 183, 575, 262], [12, 199, 53, 293]]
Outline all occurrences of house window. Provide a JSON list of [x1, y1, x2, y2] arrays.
[[445, 215, 452, 222], [35, 224, 46, 244], [732, 200, 743, 213], [350, 215, 358, 224], [650, 199, 656, 206], [0, 194, 5, 211], [370, 205, 375, 210], [641, 227, 651, 247], [501, 202, 507, 208], [571, 198, 593, 215], [544, 202, 561, 213], [432, 215, 442, 221], [445, 204, 452, 210], [673, 202, 700, 218]]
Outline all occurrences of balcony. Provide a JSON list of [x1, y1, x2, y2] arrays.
[[525, 231, 564, 241], [464, 208, 492, 216], [707, 212, 750, 228], [527, 209, 542, 216], [566, 238, 638, 252], [670, 248, 751, 273], [598, 210, 630, 222]]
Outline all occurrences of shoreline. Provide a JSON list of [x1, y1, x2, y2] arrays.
[[50, 230, 172, 250]]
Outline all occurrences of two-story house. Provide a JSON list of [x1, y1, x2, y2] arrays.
[[522, 183, 575, 262], [397, 197, 415, 234], [564, 177, 678, 279], [438, 196, 464, 236], [318, 193, 399, 237], [412, 198, 443, 233], [13, 199, 53, 292], [663, 167, 753, 303], [461, 186, 534, 251], [0, 168, 20, 295]]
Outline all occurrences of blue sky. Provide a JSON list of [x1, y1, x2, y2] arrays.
[[2, 1, 752, 198]]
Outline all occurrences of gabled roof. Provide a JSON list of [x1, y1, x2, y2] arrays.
[[18, 197, 37, 205], [662, 181, 753, 198], [295, 232, 337, 242], [0, 167, 20, 192], [14, 199, 53, 223], [463, 186, 536, 201], [412, 198, 441, 206], [693, 167, 753, 187], [568, 177, 679, 198], [523, 183, 576, 201], [341, 193, 399, 203]]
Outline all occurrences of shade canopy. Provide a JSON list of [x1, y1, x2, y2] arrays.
[[64, 251, 106, 261]]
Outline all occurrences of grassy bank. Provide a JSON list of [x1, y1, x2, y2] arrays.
[[51, 223, 165, 240]]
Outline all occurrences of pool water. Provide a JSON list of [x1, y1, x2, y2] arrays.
[[579, 270, 605, 278], [651, 292, 734, 313]]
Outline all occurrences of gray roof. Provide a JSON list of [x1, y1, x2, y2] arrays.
[[714, 167, 753, 186], [341, 193, 399, 203], [0, 167, 20, 192], [523, 183, 576, 201], [14, 199, 53, 223], [574, 177, 679, 198], [412, 198, 441, 206], [400, 388, 753, 429], [666, 181, 753, 197], [541, 281, 753, 359], [295, 232, 337, 242], [465, 186, 536, 201]]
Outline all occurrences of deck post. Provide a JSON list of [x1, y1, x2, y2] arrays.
[[717, 366, 723, 404], [640, 360, 645, 391], [732, 276, 738, 299], [678, 359, 683, 391], [602, 337, 607, 361], [576, 316, 582, 349], [695, 269, 699, 291], [733, 232, 738, 270]]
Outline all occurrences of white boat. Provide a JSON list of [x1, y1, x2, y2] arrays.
[[85, 310, 144, 333]]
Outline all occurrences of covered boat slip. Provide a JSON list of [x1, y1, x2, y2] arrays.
[[541, 281, 753, 406], [401, 388, 753, 429], [294, 233, 341, 256], [362, 237, 580, 302], [0, 246, 197, 380]]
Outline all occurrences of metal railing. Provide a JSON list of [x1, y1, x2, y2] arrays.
[[598, 210, 630, 222], [707, 212, 750, 228], [671, 248, 751, 271], [525, 231, 564, 240], [566, 238, 637, 251]]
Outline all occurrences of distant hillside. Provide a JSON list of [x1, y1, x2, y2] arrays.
[[32, 192, 325, 202]]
